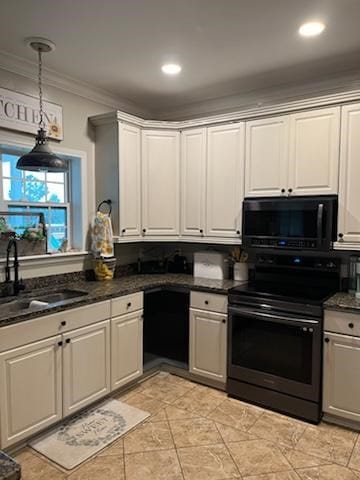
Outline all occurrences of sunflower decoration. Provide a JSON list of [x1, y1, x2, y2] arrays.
[[47, 120, 62, 139]]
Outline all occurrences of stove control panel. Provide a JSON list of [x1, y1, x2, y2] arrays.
[[255, 254, 340, 271]]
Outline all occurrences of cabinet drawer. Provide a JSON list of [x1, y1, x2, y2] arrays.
[[325, 309, 360, 337], [190, 291, 227, 314], [111, 292, 143, 317], [0, 300, 111, 353]]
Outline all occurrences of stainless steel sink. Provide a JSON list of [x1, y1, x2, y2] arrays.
[[32, 289, 89, 304], [2, 299, 32, 313], [0, 289, 88, 316]]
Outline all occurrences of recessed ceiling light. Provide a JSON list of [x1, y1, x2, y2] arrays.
[[299, 21, 325, 37], [161, 63, 182, 75]]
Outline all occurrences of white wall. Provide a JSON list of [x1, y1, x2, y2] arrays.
[[0, 67, 114, 220], [0, 67, 117, 278]]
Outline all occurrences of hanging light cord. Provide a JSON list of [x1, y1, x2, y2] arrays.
[[38, 48, 45, 130]]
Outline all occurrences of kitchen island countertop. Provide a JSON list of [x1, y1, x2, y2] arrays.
[[0, 452, 21, 480]]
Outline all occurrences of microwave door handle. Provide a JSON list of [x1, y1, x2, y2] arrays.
[[317, 203, 324, 248]]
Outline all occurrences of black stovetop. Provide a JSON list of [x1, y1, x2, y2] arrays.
[[229, 254, 340, 312], [229, 281, 335, 306]]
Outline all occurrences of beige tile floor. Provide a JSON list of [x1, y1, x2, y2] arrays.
[[15, 371, 360, 480]]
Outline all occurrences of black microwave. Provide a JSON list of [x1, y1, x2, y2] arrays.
[[242, 195, 338, 251]]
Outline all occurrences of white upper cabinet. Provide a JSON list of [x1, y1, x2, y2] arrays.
[[142, 130, 180, 236], [288, 107, 340, 196], [93, 119, 141, 238], [244, 107, 340, 198], [245, 116, 289, 197], [206, 123, 245, 238], [338, 103, 360, 245], [181, 128, 206, 236], [119, 123, 142, 237]]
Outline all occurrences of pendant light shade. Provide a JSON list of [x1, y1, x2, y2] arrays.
[[17, 128, 68, 172], [16, 37, 68, 173]]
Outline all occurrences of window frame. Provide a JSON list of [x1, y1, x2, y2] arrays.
[[0, 147, 70, 252], [0, 132, 88, 256]]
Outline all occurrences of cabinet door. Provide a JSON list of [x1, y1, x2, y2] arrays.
[[63, 320, 110, 416], [245, 116, 289, 197], [119, 123, 142, 237], [288, 107, 340, 196], [323, 332, 360, 422], [0, 336, 62, 448], [181, 128, 206, 236], [189, 308, 227, 383], [142, 130, 180, 236], [111, 311, 143, 391], [338, 103, 360, 244], [206, 123, 245, 238]]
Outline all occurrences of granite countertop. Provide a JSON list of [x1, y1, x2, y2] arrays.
[[0, 452, 20, 480], [0, 273, 244, 328], [324, 292, 360, 314]]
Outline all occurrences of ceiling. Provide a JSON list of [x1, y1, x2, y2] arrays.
[[1, 0, 360, 118]]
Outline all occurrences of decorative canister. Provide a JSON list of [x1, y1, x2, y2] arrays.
[[233, 262, 248, 281], [93, 257, 116, 281]]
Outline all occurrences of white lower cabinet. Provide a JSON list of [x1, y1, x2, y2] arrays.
[[189, 308, 227, 383], [323, 331, 360, 423], [0, 335, 62, 448], [111, 310, 143, 390], [63, 320, 111, 416]]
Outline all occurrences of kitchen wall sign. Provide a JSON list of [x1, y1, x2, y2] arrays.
[[0, 87, 63, 140]]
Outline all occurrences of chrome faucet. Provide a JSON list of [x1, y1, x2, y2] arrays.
[[5, 239, 25, 296]]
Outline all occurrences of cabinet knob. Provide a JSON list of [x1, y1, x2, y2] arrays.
[[338, 233, 344, 239], [66, 338, 71, 344], [288, 188, 293, 194], [349, 323, 354, 329], [58, 341, 63, 347], [200, 229, 203, 234], [61, 321, 66, 327], [281, 188, 285, 193], [236, 230, 240, 235], [324, 338, 330, 343], [127, 302, 132, 308], [142, 228, 146, 234], [122, 228, 126, 233], [222, 319, 226, 324], [205, 300, 209, 305]]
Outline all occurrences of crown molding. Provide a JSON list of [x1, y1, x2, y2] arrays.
[[90, 86, 360, 130], [155, 70, 360, 121], [0, 49, 152, 118]]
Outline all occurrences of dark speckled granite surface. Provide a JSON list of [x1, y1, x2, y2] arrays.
[[324, 292, 360, 314], [0, 274, 243, 328], [0, 452, 21, 480]]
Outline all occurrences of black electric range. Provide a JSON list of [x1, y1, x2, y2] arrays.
[[227, 254, 340, 423]]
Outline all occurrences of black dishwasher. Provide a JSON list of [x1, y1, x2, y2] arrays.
[[143, 287, 189, 370]]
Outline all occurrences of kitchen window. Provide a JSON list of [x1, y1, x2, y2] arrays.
[[0, 146, 72, 254]]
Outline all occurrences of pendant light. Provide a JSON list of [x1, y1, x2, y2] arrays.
[[17, 38, 68, 172]]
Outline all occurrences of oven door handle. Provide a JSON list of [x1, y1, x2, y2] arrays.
[[228, 306, 319, 325], [316, 203, 324, 249]]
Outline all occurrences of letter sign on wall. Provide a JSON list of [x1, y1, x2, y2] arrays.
[[0, 87, 63, 140]]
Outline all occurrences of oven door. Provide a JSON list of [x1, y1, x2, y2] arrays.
[[228, 305, 322, 401]]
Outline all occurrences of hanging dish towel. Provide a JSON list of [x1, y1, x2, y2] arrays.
[[91, 211, 114, 257]]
